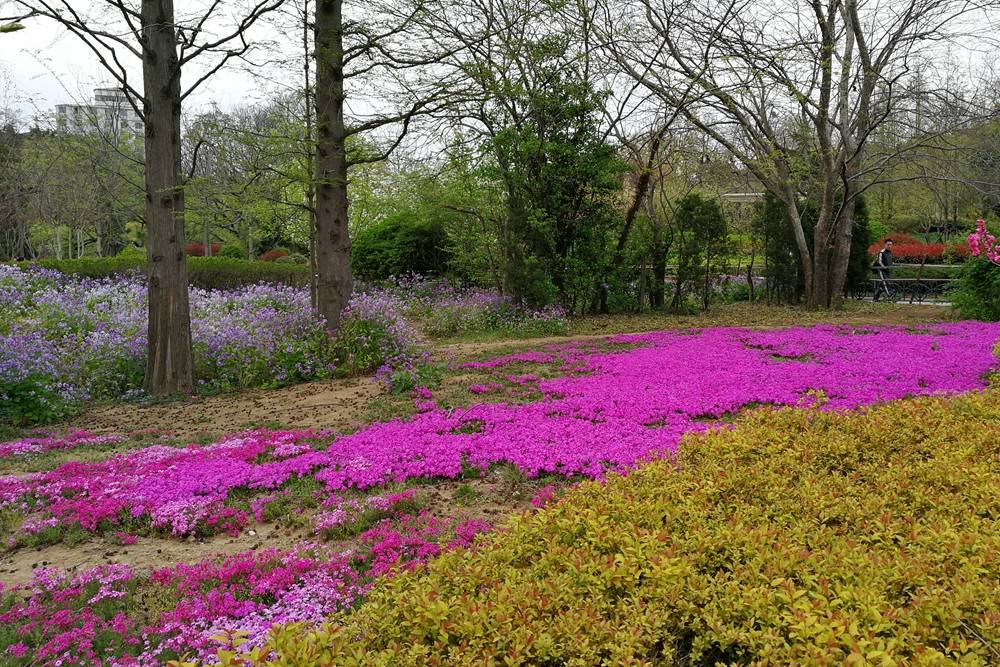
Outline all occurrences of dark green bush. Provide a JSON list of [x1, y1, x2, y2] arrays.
[[16, 257, 310, 289], [952, 258, 1000, 320], [0, 375, 72, 427], [843, 196, 872, 295], [352, 217, 450, 281]]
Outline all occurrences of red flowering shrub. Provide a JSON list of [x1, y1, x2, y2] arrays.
[[184, 243, 222, 257], [868, 234, 969, 262], [260, 249, 290, 262]]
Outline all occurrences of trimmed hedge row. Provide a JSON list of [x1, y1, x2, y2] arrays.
[[206, 389, 1000, 666], [14, 257, 310, 289]]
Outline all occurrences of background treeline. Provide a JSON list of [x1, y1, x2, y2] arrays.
[[3, 0, 1000, 316], [5, 108, 998, 311]]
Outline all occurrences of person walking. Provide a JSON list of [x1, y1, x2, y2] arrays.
[[873, 239, 893, 301]]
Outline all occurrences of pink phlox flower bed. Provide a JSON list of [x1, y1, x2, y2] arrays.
[[1, 512, 491, 666], [1, 323, 999, 540], [2, 321, 1000, 664], [0, 431, 122, 459]]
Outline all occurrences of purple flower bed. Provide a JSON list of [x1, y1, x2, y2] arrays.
[[374, 274, 568, 338], [0, 265, 420, 423]]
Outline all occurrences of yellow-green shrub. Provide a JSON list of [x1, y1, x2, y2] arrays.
[[202, 390, 1000, 666]]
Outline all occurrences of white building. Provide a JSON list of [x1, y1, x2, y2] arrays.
[[56, 88, 143, 138]]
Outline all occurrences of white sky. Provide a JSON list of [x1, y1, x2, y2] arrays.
[[1, 0, 291, 126]]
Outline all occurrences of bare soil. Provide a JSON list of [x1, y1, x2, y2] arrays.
[[66, 377, 383, 444], [0, 475, 563, 588]]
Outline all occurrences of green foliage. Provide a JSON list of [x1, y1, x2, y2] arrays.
[[17, 256, 310, 289], [487, 69, 625, 310], [868, 219, 889, 244], [213, 389, 1000, 665], [0, 375, 72, 426], [754, 193, 871, 300], [670, 193, 728, 311], [952, 258, 1000, 320], [329, 316, 413, 377], [844, 196, 873, 295], [352, 217, 450, 281], [219, 244, 245, 259], [753, 193, 812, 303], [386, 360, 448, 395]]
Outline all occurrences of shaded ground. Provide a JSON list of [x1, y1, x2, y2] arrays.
[[63, 377, 383, 444]]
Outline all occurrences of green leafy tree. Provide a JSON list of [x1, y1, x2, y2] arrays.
[[670, 193, 727, 311], [488, 73, 625, 309]]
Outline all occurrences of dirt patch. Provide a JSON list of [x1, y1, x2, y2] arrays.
[[0, 475, 567, 588], [60, 377, 383, 443], [0, 527, 310, 588]]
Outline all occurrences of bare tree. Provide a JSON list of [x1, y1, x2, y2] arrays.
[[3, 0, 282, 394], [604, 0, 998, 308]]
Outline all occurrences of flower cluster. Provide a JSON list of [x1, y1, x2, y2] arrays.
[[0, 511, 491, 666], [0, 266, 425, 424], [968, 218, 1000, 265], [0, 430, 121, 459], [2, 322, 997, 546], [374, 274, 568, 338]]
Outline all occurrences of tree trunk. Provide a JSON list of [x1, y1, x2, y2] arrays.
[[303, 0, 319, 310], [142, 0, 194, 396], [599, 129, 666, 313], [314, 0, 352, 330], [780, 188, 813, 305], [828, 180, 860, 308]]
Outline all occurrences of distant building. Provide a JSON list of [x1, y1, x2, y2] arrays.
[[720, 192, 764, 204], [55, 88, 143, 138]]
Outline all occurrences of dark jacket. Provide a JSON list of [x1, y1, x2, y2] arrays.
[[875, 248, 893, 268]]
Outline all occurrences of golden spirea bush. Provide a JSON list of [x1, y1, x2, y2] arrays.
[[206, 390, 1000, 666]]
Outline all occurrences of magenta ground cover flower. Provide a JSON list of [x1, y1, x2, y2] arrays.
[[1, 321, 997, 541], [0, 431, 121, 459], [0, 320, 998, 664], [0, 513, 491, 665]]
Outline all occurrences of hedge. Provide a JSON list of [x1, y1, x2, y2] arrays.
[[203, 389, 1000, 666], [953, 259, 1000, 321], [14, 257, 310, 290]]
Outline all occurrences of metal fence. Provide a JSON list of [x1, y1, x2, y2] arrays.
[[865, 263, 958, 304]]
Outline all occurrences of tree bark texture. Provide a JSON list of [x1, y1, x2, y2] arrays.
[[142, 0, 194, 396], [313, 0, 352, 330]]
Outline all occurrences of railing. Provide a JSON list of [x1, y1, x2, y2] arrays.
[[867, 263, 957, 303]]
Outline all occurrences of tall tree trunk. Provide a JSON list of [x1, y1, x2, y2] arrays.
[[303, 0, 318, 310], [314, 0, 352, 329], [826, 2, 859, 309], [142, 0, 194, 396], [780, 188, 813, 303]]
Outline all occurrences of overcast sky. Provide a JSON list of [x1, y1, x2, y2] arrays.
[[1, 0, 290, 126]]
